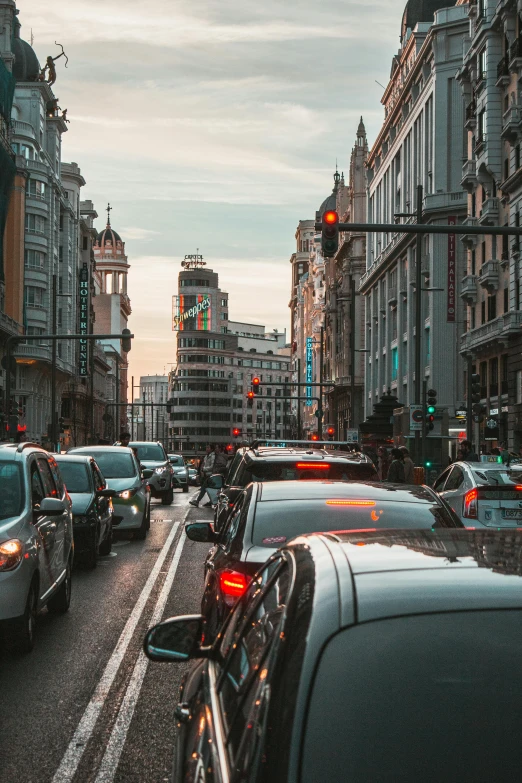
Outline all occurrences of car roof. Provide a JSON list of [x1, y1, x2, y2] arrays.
[[243, 447, 374, 465], [290, 530, 522, 628], [128, 441, 162, 447], [54, 454, 93, 464], [256, 480, 437, 503], [0, 443, 48, 459], [68, 446, 134, 455]]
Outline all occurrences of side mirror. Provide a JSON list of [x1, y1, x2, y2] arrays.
[[35, 497, 66, 517], [185, 522, 217, 543], [142, 468, 154, 479], [99, 488, 116, 498], [143, 615, 210, 662], [207, 474, 224, 490]]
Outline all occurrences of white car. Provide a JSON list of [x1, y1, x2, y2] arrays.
[[433, 459, 522, 527]]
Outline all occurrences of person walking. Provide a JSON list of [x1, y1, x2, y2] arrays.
[[213, 444, 228, 476], [386, 448, 406, 483], [461, 440, 479, 462], [189, 445, 216, 508], [399, 446, 415, 484], [117, 431, 131, 447], [377, 447, 390, 481]]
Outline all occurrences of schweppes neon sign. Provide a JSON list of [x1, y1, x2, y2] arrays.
[[173, 294, 211, 331]]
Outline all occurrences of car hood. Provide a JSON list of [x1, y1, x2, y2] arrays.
[[105, 477, 141, 492], [69, 492, 95, 515], [140, 460, 169, 469]]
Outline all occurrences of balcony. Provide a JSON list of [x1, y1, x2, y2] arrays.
[[388, 286, 397, 307], [461, 160, 477, 192], [11, 120, 36, 140], [509, 38, 522, 72], [475, 134, 487, 157], [460, 310, 522, 354], [478, 260, 500, 291], [460, 215, 480, 248], [465, 100, 476, 131], [479, 197, 500, 226], [460, 274, 478, 304], [496, 56, 510, 87], [399, 276, 408, 296], [501, 104, 522, 144], [424, 191, 467, 212], [13, 344, 51, 362]]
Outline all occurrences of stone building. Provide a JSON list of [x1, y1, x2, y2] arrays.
[[140, 375, 169, 443], [360, 1, 469, 459]]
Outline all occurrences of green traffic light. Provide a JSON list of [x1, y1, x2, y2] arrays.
[[427, 405, 436, 414], [425, 461, 432, 468]]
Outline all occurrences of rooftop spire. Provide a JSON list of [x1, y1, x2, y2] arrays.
[[106, 202, 112, 227]]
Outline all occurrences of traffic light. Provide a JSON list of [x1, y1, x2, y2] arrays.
[[311, 434, 319, 442], [59, 416, 65, 433], [327, 426, 335, 441], [426, 388, 437, 432], [471, 373, 485, 422], [232, 427, 241, 438], [321, 210, 339, 258], [252, 377, 260, 394], [121, 328, 132, 353], [246, 390, 255, 408]]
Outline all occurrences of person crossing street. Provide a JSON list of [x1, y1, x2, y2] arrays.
[[189, 445, 215, 508]]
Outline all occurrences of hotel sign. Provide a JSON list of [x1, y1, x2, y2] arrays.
[[306, 336, 313, 407], [78, 264, 89, 377], [447, 217, 456, 322], [173, 294, 211, 331]]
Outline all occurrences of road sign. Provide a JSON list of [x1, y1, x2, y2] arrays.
[[410, 406, 424, 432], [346, 429, 359, 444]]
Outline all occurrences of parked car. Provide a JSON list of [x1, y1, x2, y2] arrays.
[[186, 480, 463, 639], [168, 454, 189, 493], [145, 528, 522, 782], [0, 443, 73, 653], [128, 441, 175, 505], [54, 454, 115, 568], [433, 459, 522, 527], [213, 445, 378, 532], [67, 446, 150, 539]]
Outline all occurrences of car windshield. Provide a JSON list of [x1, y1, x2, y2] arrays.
[[303, 611, 522, 782], [75, 451, 136, 479], [169, 456, 184, 466], [56, 461, 91, 493], [253, 499, 461, 546], [0, 462, 23, 519], [240, 461, 377, 484], [133, 444, 165, 462]]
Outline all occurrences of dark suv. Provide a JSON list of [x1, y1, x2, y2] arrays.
[[213, 445, 378, 531]]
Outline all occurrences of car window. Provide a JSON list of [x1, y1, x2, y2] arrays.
[[92, 464, 105, 491], [48, 456, 66, 498], [30, 463, 45, 508], [445, 466, 465, 491], [433, 468, 451, 491], [226, 451, 244, 486], [302, 611, 522, 783], [74, 451, 137, 479], [218, 559, 290, 763], [169, 455, 184, 466], [131, 444, 165, 462], [0, 462, 23, 519], [238, 460, 377, 484], [57, 461, 91, 494], [37, 458, 57, 498]]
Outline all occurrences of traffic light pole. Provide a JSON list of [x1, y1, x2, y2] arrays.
[[466, 357, 473, 443], [421, 379, 427, 466]]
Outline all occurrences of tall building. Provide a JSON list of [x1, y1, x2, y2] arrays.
[[456, 0, 522, 449], [169, 260, 291, 452], [140, 375, 168, 443], [360, 1, 469, 456]]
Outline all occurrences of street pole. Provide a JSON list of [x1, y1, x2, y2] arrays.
[[131, 375, 135, 440], [151, 401, 155, 441], [414, 184, 423, 466], [296, 358, 301, 439], [350, 276, 356, 429], [319, 326, 324, 439], [115, 356, 120, 441], [50, 275, 57, 450], [421, 378, 427, 466], [466, 356, 473, 444], [89, 337, 95, 444]]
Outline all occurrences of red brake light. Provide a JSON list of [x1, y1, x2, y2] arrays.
[[326, 500, 376, 507], [297, 463, 330, 470], [219, 569, 250, 600], [464, 488, 478, 519]]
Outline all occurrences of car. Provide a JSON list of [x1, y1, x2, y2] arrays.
[[213, 445, 378, 532], [186, 480, 463, 639], [187, 467, 199, 486], [0, 442, 73, 653], [128, 441, 175, 505], [54, 454, 115, 568], [67, 446, 150, 539], [433, 458, 522, 527], [145, 528, 522, 782], [168, 454, 189, 493]]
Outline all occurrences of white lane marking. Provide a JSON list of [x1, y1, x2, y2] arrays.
[[94, 528, 187, 783], [52, 518, 182, 783]]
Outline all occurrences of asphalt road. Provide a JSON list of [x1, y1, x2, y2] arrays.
[[0, 491, 211, 783]]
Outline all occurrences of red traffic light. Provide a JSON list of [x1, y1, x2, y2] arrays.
[[232, 428, 241, 437], [327, 427, 335, 436], [311, 434, 319, 441], [323, 210, 339, 225], [247, 391, 255, 400], [252, 377, 260, 387]]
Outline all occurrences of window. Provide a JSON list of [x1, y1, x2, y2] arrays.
[[30, 464, 45, 508], [27, 179, 46, 199], [24, 286, 44, 308], [391, 347, 398, 381], [481, 299, 486, 324], [24, 249, 45, 269], [490, 357, 499, 396], [487, 294, 497, 321], [179, 279, 210, 287], [25, 213, 46, 234], [445, 466, 464, 491], [504, 287, 509, 313], [221, 299, 228, 307], [37, 459, 57, 497]]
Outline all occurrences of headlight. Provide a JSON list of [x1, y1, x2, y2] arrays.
[[154, 466, 168, 475], [0, 539, 24, 572], [73, 515, 88, 524], [118, 488, 138, 499]]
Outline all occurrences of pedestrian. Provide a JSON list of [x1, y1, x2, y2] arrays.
[[213, 444, 228, 476], [189, 444, 216, 508], [461, 440, 479, 462], [117, 431, 131, 447], [399, 446, 415, 484], [386, 448, 406, 483], [377, 446, 390, 481], [500, 441, 510, 465], [456, 448, 465, 462]]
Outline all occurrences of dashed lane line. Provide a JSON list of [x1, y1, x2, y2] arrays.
[[51, 513, 186, 783], [94, 528, 187, 783]]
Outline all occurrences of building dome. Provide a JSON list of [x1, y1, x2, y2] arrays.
[[97, 226, 122, 246], [400, 0, 449, 41], [12, 20, 40, 82], [318, 170, 341, 218]]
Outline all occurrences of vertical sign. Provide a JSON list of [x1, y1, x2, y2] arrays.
[[447, 216, 456, 322], [78, 264, 89, 377], [306, 336, 313, 407]]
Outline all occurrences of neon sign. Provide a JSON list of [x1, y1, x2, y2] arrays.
[[78, 264, 89, 376], [173, 294, 211, 331], [306, 336, 313, 407]]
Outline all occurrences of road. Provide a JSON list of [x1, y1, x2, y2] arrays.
[[0, 492, 210, 783]]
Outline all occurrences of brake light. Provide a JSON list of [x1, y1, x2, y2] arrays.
[[219, 569, 250, 606], [296, 463, 331, 470], [326, 500, 376, 507], [464, 489, 478, 519]]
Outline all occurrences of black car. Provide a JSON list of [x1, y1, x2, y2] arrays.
[[145, 529, 522, 782], [213, 445, 378, 531], [186, 480, 463, 639], [55, 454, 115, 568]]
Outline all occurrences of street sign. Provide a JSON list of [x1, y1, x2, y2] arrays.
[[410, 406, 424, 432], [346, 429, 359, 444]]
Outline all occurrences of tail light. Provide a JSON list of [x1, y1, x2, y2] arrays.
[[219, 569, 251, 607], [464, 489, 478, 519]]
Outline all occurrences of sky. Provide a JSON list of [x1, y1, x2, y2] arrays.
[[19, 0, 407, 382]]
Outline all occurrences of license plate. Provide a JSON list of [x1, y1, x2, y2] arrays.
[[501, 509, 522, 519]]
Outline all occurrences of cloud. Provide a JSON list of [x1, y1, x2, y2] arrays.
[[120, 227, 160, 240]]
